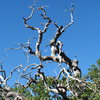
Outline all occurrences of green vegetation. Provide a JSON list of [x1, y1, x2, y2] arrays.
[[7, 59, 99, 100]]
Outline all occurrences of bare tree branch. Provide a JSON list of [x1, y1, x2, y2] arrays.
[[6, 65, 23, 83], [61, 4, 74, 33], [23, 7, 41, 32], [23, 64, 37, 72], [6, 92, 24, 100]]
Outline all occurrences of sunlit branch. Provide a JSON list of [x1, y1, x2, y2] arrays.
[[6, 65, 23, 83], [61, 4, 74, 32], [6, 92, 24, 100], [23, 64, 37, 72]]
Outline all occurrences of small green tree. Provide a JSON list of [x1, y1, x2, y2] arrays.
[[81, 59, 100, 100]]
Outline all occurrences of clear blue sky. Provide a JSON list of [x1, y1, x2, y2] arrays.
[[0, 0, 100, 85]]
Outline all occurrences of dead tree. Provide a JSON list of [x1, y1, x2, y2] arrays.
[[23, 4, 82, 76], [22, 4, 100, 99], [1, 3, 99, 100], [22, 5, 83, 99]]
